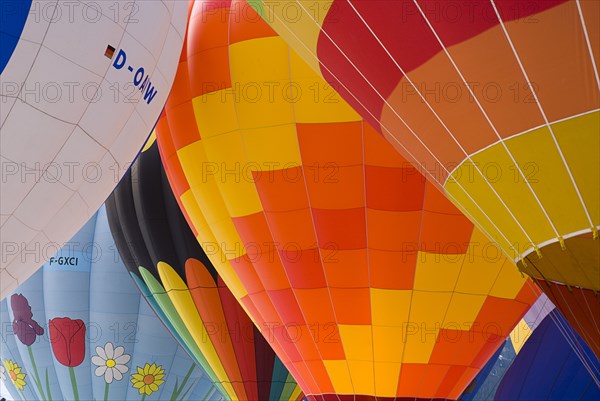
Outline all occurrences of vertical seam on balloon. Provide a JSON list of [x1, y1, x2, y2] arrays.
[[358, 120, 378, 400], [394, 170, 428, 398]]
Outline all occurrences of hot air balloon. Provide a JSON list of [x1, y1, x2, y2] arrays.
[[0, 207, 223, 401], [242, 0, 600, 356], [154, 0, 540, 399], [0, 0, 190, 298], [495, 310, 600, 400], [460, 294, 555, 400], [106, 137, 303, 401]]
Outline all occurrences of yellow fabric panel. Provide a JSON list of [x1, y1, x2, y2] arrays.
[[373, 362, 401, 397], [323, 359, 354, 395], [489, 261, 529, 300], [178, 143, 238, 225], [347, 360, 375, 395], [444, 176, 517, 260], [553, 111, 600, 226], [156, 262, 236, 400], [466, 145, 557, 253], [402, 291, 452, 364], [181, 189, 248, 299], [413, 251, 464, 292], [509, 319, 534, 355], [372, 326, 404, 363], [179, 152, 248, 259], [229, 37, 296, 129], [339, 325, 373, 361], [454, 229, 508, 295], [370, 289, 411, 326], [288, 50, 361, 124], [202, 131, 264, 218], [241, 124, 302, 168], [505, 125, 591, 236], [257, 0, 331, 74], [442, 293, 487, 330], [192, 91, 238, 138]]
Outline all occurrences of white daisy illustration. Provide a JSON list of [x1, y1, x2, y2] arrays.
[[91, 342, 130, 384], [0, 364, 6, 381]]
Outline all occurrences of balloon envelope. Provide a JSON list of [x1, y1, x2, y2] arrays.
[[0, 0, 189, 298], [0, 207, 222, 401], [494, 310, 600, 400], [155, 1, 540, 399], [106, 138, 303, 401], [243, 0, 600, 355]]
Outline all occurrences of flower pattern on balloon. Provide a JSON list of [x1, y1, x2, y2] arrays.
[[0, 364, 6, 381], [131, 363, 165, 396], [92, 342, 130, 384], [11, 294, 44, 346], [49, 317, 86, 367], [4, 360, 27, 390]]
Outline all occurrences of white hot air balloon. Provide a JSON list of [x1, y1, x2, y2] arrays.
[[0, 0, 189, 298]]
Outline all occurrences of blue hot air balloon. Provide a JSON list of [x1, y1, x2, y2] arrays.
[[494, 310, 600, 401], [0, 206, 224, 401]]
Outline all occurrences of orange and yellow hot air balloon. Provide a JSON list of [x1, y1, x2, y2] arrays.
[[243, 0, 600, 356], [156, 1, 540, 399]]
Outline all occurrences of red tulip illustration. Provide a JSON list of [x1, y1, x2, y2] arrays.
[[49, 317, 86, 367], [49, 317, 86, 401]]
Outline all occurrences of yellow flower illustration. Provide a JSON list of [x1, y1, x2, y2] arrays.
[[130, 363, 165, 397], [4, 359, 27, 390]]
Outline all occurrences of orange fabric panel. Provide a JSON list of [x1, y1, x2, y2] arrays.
[[368, 249, 417, 290], [363, 123, 410, 168], [305, 165, 365, 210], [297, 122, 364, 167], [231, 254, 265, 295], [365, 165, 426, 211], [501, 1, 600, 122], [475, 296, 530, 336], [323, 249, 369, 288], [269, 288, 307, 326], [396, 364, 429, 395], [417, 364, 451, 399], [282, 247, 328, 290], [253, 168, 310, 212], [302, 360, 336, 394], [435, 365, 468, 399], [429, 328, 488, 367], [189, 46, 232, 98], [311, 208, 367, 250], [294, 289, 345, 361], [366, 209, 422, 252], [167, 100, 202, 149], [419, 210, 473, 254], [264, 208, 318, 250], [329, 288, 372, 325]]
